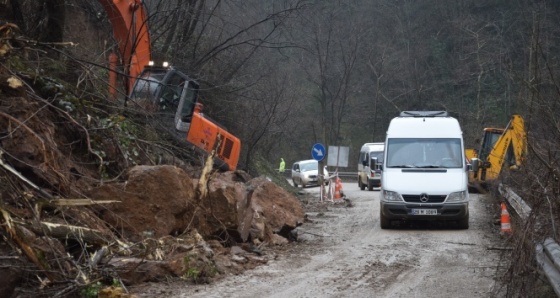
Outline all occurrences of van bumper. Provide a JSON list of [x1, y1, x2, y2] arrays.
[[380, 201, 469, 220], [368, 178, 381, 187]]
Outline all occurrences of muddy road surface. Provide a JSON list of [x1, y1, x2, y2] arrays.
[[137, 182, 508, 297]]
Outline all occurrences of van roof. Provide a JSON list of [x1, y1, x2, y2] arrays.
[[399, 111, 448, 117], [361, 142, 384, 151], [294, 159, 317, 164], [386, 116, 462, 138]]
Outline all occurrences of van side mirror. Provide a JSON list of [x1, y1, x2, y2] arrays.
[[370, 157, 377, 169], [470, 158, 479, 172], [362, 159, 367, 166]]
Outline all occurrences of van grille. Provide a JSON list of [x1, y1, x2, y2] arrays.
[[402, 194, 447, 203]]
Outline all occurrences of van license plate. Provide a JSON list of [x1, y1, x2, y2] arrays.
[[411, 209, 437, 215]]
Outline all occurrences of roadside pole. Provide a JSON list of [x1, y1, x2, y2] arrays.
[[311, 143, 326, 201]]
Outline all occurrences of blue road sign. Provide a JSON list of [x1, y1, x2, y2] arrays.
[[311, 143, 326, 161]]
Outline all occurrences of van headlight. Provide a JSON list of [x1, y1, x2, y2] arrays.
[[447, 191, 468, 202], [382, 190, 402, 202]]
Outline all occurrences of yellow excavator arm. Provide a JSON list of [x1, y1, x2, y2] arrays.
[[484, 114, 526, 180], [468, 114, 527, 191]]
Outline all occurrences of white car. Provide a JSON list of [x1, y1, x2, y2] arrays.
[[291, 159, 329, 188]]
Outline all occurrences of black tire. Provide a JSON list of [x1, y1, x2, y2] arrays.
[[380, 210, 391, 229], [292, 180, 298, 188], [457, 215, 469, 229], [359, 178, 366, 190], [367, 181, 374, 191]]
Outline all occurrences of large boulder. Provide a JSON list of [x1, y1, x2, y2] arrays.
[[202, 172, 304, 244], [199, 171, 251, 239], [241, 177, 305, 243], [89, 165, 199, 241], [88, 165, 304, 245]]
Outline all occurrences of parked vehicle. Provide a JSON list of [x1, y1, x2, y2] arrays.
[[358, 143, 384, 191], [291, 160, 329, 188], [467, 114, 527, 192], [380, 111, 469, 229]]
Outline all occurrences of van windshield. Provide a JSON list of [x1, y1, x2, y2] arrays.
[[386, 138, 463, 168], [371, 152, 384, 163]]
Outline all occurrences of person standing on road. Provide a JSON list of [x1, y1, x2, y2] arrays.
[[279, 158, 285, 173]]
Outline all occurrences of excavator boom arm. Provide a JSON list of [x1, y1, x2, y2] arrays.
[[98, 0, 152, 94], [509, 114, 527, 166], [483, 114, 527, 180]]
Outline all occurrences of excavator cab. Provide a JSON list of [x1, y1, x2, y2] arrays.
[[130, 66, 200, 132], [129, 66, 240, 171], [175, 81, 199, 132], [130, 66, 198, 114], [100, 0, 240, 171], [477, 128, 503, 179]]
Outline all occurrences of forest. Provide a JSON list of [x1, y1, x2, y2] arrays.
[[2, 0, 560, 295], [3, 1, 559, 168]]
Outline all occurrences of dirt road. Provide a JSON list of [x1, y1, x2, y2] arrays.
[[138, 182, 508, 297]]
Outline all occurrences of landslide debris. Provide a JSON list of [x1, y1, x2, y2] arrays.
[[0, 23, 304, 298]]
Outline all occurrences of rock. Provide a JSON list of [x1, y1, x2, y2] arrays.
[[242, 177, 305, 242], [230, 246, 246, 255], [231, 255, 247, 263], [203, 172, 304, 245], [270, 233, 290, 245], [89, 165, 304, 246], [88, 165, 199, 241], [108, 258, 171, 285]]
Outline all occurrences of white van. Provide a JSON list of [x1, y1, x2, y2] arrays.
[[358, 143, 384, 191], [380, 111, 469, 229]]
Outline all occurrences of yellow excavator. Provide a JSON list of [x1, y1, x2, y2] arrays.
[[467, 114, 527, 192]]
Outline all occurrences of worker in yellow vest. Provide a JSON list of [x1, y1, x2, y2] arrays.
[[279, 158, 286, 173]]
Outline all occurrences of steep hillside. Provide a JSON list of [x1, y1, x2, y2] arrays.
[[0, 21, 304, 297]]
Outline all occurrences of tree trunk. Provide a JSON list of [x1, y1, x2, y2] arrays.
[[8, 0, 25, 29], [43, 0, 65, 43]]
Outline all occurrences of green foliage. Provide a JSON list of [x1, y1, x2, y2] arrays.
[[111, 278, 120, 287], [80, 281, 102, 298], [184, 267, 201, 282], [43, 60, 67, 77], [182, 253, 219, 283], [6, 56, 26, 71], [93, 114, 141, 170]]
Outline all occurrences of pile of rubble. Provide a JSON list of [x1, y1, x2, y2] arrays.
[[0, 55, 305, 296]]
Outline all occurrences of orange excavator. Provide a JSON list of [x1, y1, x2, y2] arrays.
[[98, 0, 240, 171]]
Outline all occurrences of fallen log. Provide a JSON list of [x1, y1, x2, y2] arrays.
[[0, 206, 57, 282], [51, 198, 121, 206], [13, 219, 114, 245]]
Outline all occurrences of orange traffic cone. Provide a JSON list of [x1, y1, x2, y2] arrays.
[[334, 177, 342, 200], [500, 202, 512, 233]]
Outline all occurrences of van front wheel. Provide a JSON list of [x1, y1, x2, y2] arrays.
[[457, 216, 469, 229], [380, 211, 391, 229], [359, 179, 366, 190]]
